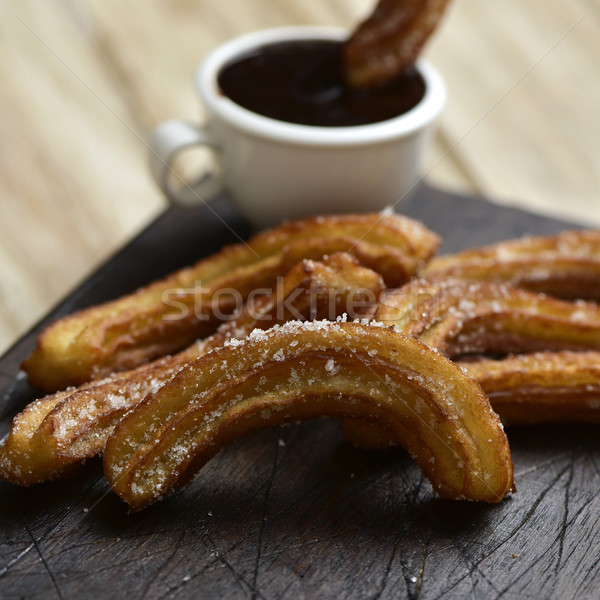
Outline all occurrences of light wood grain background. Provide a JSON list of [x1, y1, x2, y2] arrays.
[[1, 0, 598, 355]]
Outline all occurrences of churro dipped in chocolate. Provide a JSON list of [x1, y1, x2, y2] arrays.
[[345, 0, 452, 87]]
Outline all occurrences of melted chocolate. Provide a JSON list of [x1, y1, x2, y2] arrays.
[[217, 40, 426, 127]]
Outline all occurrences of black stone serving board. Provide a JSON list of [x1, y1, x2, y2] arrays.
[[2, 185, 599, 600]]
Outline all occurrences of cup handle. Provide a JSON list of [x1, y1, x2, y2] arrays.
[[149, 120, 222, 206]]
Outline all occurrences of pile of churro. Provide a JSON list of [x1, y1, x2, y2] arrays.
[[2, 209, 600, 512]]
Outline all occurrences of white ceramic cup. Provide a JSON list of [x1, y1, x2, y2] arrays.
[[149, 26, 446, 227]]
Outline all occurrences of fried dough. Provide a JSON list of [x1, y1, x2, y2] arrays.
[[345, 351, 600, 449], [0, 254, 384, 486], [345, 0, 452, 87], [343, 278, 600, 448], [103, 321, 514, 511], [23, 213, 439, 392], [462, 351, 600, 426], [375, 279, 600, 357], [423, 230, 600, 301]]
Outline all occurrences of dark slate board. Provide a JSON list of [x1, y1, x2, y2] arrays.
[[2, 185, 599, 600]]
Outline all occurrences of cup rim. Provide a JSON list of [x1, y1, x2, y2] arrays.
[[196, 26, 446, 147]]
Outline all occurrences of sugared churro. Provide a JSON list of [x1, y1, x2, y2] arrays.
[[375, 278, 600, 357], [0, 254, 383, 486], [103, 320, 514, 511], [462, 351, 600, 426], [344, 351, 600, 448], [423, 230, 600, 301], [345, 278, 600, 448], [23, 214, 439, 392]]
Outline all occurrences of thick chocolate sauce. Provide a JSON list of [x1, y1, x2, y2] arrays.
[[217, 40, 426, 127]]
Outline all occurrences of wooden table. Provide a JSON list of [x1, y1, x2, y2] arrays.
[[1, 0, 598, 354]]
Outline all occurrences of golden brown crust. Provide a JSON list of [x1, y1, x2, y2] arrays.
[[375, 278, 600, 358], [22, 213, 439, 392], [344, 351, 600, 449], [0, 254, 384, 486], [423, 230, 600, 301], [344, 0, 451, 87], [344, 278, 600, 449], [103, 321, 514, 511], [461, 351, 600, 426]]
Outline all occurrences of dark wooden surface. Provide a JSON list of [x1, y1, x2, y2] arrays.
[[2, 185, 599, 600]]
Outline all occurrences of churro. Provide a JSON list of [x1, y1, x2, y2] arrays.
[[423, 230, 600, 301], [103, 321, 514, 511], [345, 0, 452, 87], [375, 279, 600, 357], [463, 351, 600, 426], [23, 213, 439, 391], [1, 254, 383, 485]]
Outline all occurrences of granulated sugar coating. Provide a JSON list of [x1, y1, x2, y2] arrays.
[[102, 320, 514, 511], [22, 212, 440, 391], [0, 253, 386, 487], [422, 230, 600, 303], [374, 278, 600, 359]]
